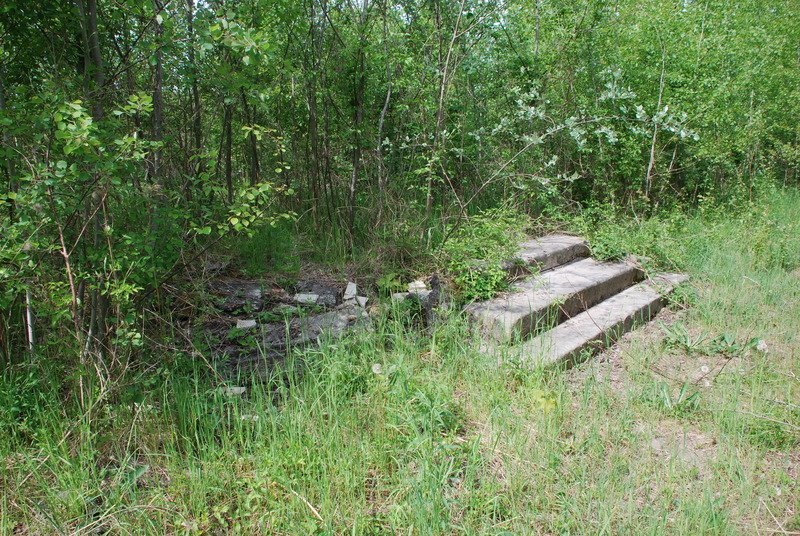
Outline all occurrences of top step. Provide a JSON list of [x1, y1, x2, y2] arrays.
[[506, 234, 590, 275]]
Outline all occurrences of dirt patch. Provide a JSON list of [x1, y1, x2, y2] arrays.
[[635, 419, 719, 474], [650, 351, 746, 390], [567, 307, 752, 396]]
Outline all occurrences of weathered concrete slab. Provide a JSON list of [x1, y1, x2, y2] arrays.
[[468, 234, 590, 279], [466, 257, 642, 341], [292, 304, 369, 347], [391, 292, 409, 302], [511, 234, 590, 273], [295, 279, 341, 307], [236, 319, 257, 330], [294, 293, 319, 305], [512, 273, 688, 368], [343, 282, 357, 301], [408, 280, 427, 293]]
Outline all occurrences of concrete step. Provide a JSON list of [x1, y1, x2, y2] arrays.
[[512, 234, 590, 272], [471, 234, 589, 278], [466, 257, 643, 342], [508, 273, 688, 368]]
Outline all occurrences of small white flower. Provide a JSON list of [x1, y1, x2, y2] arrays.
[[371, 363, 383, 375], [756, 339, 769, 353]]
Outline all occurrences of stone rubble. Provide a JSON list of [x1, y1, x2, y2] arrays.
[[343, 281, 357, 301], [294, 293, 319, 305], [236, 319, 257, 330], [408, 280, 427, 293]]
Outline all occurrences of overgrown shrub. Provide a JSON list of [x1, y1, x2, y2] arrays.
[[440, 208, 527, 301]]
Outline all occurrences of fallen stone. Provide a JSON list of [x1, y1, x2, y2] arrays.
[[356, 296, 368, 308], [294, 293, 319, 305], [236, 319, 257, 330], [222, 386, 247, 396], [408, 280, 427, 293], [343, 282, 357, 301], [295, 279, 342, 307], [293, 304, 370, 346], [391, 290, 433, 307], [317, 293, 337, 307]]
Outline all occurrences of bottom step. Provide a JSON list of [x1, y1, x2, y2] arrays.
[[502, 273, 688, 368]]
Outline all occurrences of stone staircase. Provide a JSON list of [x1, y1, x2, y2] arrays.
[[466, 234, 687, 368]]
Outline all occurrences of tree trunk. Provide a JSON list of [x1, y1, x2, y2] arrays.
[[78, 0, 105, 120], [348, 1, 369, 249], [305, 0, 323, 226], [223, 103, 233, 204], [240, 88, 260, 186], [426, 0, 466, 222], [187, 0, 204, 178], [0, 68, 16, 221], [645, 53, 665, 202], [150, 0, 164, 182], [376, 0, 392, 224]]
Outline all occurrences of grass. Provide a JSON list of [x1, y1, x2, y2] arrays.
[[1, 189, 799, 534]]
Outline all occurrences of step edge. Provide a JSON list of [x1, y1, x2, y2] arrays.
[[509, 272, 688, 368], [467, 259, 645, 341]]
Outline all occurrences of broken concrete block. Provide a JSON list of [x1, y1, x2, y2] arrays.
[[294, 293, 319, 305], [343, 282, 357, 301], [236, 319, 257, 330], [222, 386, 247, 396], [356, 296, 368, 308], [317, 293, 337, 307], [391, 292, 409, 302], [408, 280, 427, 293]]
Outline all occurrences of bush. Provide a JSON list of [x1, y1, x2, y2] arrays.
[[441, 207, 527, 301]]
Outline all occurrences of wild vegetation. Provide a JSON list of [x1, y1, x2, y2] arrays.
[[1, 0, 798, 533]]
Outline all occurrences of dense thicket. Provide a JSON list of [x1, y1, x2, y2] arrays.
[[0, 0, 798, 374]]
